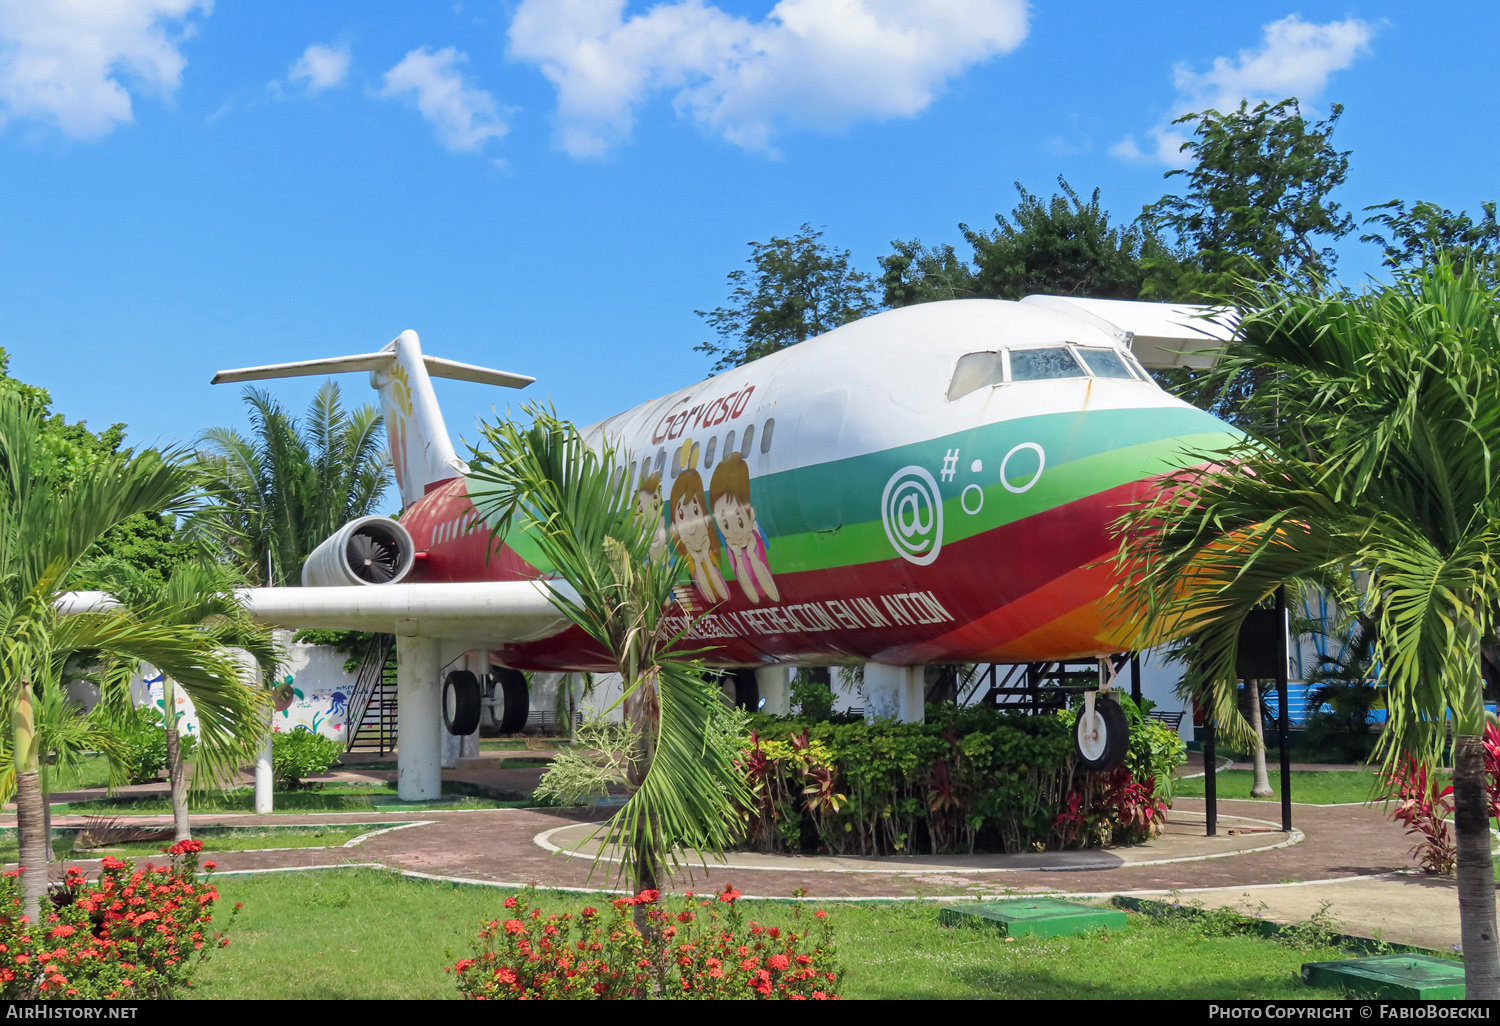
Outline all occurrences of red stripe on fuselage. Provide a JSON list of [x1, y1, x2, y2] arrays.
[[480, 476, 1157, 670]]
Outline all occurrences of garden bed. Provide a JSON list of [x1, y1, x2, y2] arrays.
[[733, 705, 1185, 857]]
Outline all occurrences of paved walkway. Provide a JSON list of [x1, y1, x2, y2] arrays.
[[10, 756, 1468, 954]]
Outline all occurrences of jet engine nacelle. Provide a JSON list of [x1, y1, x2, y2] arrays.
[[302, 516, 416, 587]]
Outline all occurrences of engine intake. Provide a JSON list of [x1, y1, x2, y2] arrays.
[[302, 516, 416, 587]]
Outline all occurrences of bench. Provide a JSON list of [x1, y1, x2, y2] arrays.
[[1148, 710, 1186, 731]]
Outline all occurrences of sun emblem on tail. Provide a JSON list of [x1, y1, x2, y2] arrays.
[[390, 362, 414, 418]]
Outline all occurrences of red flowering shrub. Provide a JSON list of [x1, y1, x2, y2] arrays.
[[0, 839, 238, 999], [1053, 768, 1169, 849], [448, 885, 840, 1000], [1382, 754, 1457, 874]]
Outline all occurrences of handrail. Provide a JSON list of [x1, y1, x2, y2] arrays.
[[344, 633, 395, 750]]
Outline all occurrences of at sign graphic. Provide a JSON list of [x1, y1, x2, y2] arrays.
[[881, 466, 943, 566]]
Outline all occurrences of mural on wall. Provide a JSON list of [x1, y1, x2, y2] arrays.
[[131, 641, 357, 744], [135, 671, 200, 736], [271, 673, 349, 740]]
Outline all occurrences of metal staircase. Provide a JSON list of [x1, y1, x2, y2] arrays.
[[974, 657, 1128, 712], [344, 633, 397, 753]]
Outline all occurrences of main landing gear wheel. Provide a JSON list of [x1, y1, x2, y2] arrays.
[[443, 670, 482, 736], [1076, 694, 1128, 772], [490, 667, 530, 734]]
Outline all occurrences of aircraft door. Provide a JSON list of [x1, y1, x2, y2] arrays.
[[793, 389, 848, 533]]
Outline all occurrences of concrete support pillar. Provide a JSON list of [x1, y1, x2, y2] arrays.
[[254, 720, 273, 814], [756, 665, 792, 717], [397, 633, 442, 801], [237, 646, 271, 815], [862, 663, 925, 723]]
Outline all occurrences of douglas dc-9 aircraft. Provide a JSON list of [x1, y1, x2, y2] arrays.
[[210, 296, 1237, 799]]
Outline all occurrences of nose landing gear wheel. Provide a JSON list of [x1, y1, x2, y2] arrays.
[[1076, 695, 1128, 771]]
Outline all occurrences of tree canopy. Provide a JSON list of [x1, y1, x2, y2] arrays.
[[1147, 98, 1355, 291], [881, 178, 1189, 308], [1362, 198, 1500, 288], [0, 348, 195, 585], [695, 223, 877, 371]]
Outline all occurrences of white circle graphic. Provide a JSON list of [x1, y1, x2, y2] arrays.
[[960, 483, 984, 515], [881, 465, 944, 565], [1000, 442, 1046, 494]]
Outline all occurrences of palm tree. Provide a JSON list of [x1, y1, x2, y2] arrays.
[[195, 382, 389, 586], [0, 394, 265, 920], [466, 405, 750, 903], [1116, 261, 1500, 997], [83, 559, 278, 842], [0, 680, 119, 861]]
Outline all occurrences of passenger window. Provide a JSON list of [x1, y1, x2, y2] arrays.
[[1009, 347, 1086, 381], [723, 430, 736, 456], [947, 352, 1003, 400], [760, 417, 775, 453], [1074, 347, 1136, 379], [654, 449, 666, 477], [628, 460, 637, 486], [704, 436, 718, 468], [739, 424, 755, 457], [670, 444, 683, 478]]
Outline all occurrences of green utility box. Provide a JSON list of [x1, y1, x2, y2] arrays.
[[1301, 955, 1466, 999], [939, 898, 1127, 939]]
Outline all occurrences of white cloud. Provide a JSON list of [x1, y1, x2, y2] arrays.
[[379, 46, 508, 153], [1113, 15, 1375, 166], [0, 0, 210, 138], [288, 43, 350, 94], [508, 0, 1030, 157]]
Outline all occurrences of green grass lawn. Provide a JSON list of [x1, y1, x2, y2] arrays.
[[54, 784, 527, 816], [46, 753, 116, 791], [186, 869, 1368, 1000], [0, 824, 380, 864], [1175, 769, 1384, 805]]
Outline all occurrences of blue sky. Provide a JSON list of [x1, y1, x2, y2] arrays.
[[0, 1, 1493, 513]]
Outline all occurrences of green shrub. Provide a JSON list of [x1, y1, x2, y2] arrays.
[[98, 707, 198, 785], [789, 672, 835, 722], [272, 728, 344, 790]]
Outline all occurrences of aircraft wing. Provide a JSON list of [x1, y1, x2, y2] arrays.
[[58, 582, 573, 643], [240, 581, 572, 641], [1021, 295, 1239, 370]]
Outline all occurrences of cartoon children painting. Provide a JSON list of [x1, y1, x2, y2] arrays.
[[634, 467, 670, 565], [670, 441, 730, 604], [709, 452, 779, 604]]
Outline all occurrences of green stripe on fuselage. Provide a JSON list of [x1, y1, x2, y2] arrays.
[[754, 405, 1239, 574], [466, 404, 1240, 579]]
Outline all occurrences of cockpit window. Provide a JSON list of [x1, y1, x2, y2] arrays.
[[1008, 346, 1087, 381], [947, 352, 1004, 401], [1074, 347, 1136, 379], [946, 343, 1152, 400]]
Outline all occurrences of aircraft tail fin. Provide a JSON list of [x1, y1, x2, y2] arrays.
[[213, 331, 533, 508]]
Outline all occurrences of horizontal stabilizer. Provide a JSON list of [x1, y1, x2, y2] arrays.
[[1021, 295, 1239, 370], [212, 349, 533, 389], [422, 355, 534, 389], [212, 352, 392, 385]]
